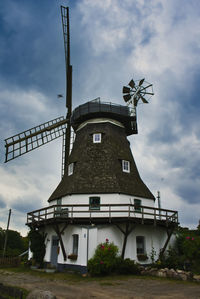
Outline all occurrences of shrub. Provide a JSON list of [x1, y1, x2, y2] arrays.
[[149, 247, 157, 264], [88, 239, 140, 276], [157, 228, 200, 274], [159, 246, 185, 270], [28, 229, 46, 268], [88, 239, 118, 276], [115, 257, 140, 275]]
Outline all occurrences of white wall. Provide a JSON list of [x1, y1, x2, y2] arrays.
[[42, 223, 175, 266], [53, 193, 155, 207], [48, 193, 155, 220]]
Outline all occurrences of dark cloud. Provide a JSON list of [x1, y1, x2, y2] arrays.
[[0, 0, 65, 100], [11, 196, 41, 214], [148, 124, 179, 145], [175, 182, 200, 204], [0, 195, 6, 209]]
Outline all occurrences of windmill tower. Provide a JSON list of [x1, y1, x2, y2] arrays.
[[4, 6, 178, 273]]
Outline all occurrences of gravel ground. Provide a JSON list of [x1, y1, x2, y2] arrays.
[[0, 270, 200, 299]]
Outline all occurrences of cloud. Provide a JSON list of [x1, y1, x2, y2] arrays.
[[0, 195, 6, 209], [11, 196, 41, 214]]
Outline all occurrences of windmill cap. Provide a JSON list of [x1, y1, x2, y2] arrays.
[[71, 99, 137, 136]]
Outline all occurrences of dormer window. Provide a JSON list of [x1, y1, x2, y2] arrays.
[[122, 160, 130, 173], [68, 163, 74, 176], [93, 133, 101, 143]]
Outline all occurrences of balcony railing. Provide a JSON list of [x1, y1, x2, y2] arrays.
[[27, 204, 178, 226]]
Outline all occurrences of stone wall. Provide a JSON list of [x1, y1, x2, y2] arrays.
[[140, 266, 200, 282]]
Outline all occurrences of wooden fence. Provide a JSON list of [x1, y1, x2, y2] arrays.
[[0, 257, 21, 267]]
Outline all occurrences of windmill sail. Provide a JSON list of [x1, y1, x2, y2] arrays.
[[4, 6, 73, 179], [5, 116, 67, 162], [61, 6, 73, 175]]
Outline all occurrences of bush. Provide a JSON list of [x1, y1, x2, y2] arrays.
[[28, 229, 46, 268], [156, 227, 200, 274], [88, 239, 140, 276], [159, 246, 185, 270], [115, 258, 140, 275], [88, 239, 118, 276]]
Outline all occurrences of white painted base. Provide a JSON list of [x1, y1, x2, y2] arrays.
[[42, 223, 175, 268]]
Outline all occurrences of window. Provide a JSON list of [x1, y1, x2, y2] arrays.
[[89, 197, 100, 210], [52, 238, 59, 246], [122, 160, 130, 173], [68, 163, 74, 176], [56, 198, 62, 211], [134, 199, 141, 212], [136, 236, 145, 254], [54, 198, 62, 217], [93, 133, 101, 143], [72, 234, 79, 255]]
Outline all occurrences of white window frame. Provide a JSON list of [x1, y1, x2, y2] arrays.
[[68, 163, 74, 176], [93, 133, 101, 143], [122, 160, 130, 173]]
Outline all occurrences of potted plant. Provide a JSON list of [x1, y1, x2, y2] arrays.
[[68, 254, 78, 260]]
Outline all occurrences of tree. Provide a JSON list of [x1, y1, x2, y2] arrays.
[[0, 228, 28, 257], [28, 229, 46, 268]]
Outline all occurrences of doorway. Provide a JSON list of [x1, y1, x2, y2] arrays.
[[50, 236, 59, 267]]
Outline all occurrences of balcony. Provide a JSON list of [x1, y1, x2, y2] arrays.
[[71, 99, 137, 135], [26, 204, 178, 228]]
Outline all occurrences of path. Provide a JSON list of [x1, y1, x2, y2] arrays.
[[0, 270, 200, 298]]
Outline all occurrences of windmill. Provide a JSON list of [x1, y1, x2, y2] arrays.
[[4, 5, 178, 271], [4, 6, 72, 178]]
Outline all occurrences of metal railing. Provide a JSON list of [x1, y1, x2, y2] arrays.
[[27, 204, 178, 225], [71, 99, 135, 121]]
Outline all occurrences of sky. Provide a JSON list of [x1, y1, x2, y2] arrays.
[[0, 0, 200, 236]]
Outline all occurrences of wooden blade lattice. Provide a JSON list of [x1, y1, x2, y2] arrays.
[[61, 6, 72, 175], [5, 116, 67, 162]]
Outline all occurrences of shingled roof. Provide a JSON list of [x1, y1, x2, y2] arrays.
[[48, 121, 155, 202]]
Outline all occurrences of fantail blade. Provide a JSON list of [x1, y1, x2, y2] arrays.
[[139, 78, 145, 86], [141, 95, 148, 103], [123, 94, 132, 102], [128, 79, 135, 88], [122, 86, 131, 94]]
